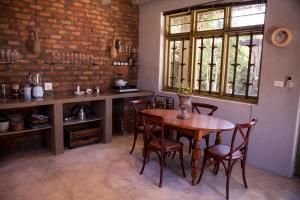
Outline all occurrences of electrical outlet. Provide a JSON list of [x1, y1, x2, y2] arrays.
[[44, 82, 53, 91], [274, 81, 284, 88]]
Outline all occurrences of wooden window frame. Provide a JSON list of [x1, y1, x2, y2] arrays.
[[163, 2, 266, 104]]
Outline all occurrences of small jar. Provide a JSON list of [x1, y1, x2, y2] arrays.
[[11, 83, 20, 99]]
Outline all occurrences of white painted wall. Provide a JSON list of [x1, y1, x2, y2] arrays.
[[138, 0, 300, 177]]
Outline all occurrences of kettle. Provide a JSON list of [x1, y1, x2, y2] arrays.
[[115, 79, 127, 87]]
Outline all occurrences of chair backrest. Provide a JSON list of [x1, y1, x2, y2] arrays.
[[130, 99, 152, 128], [227, 119, 257, 160], [154, 95, 175, 110], [141, 112, 164, 150], [192, 102, 218, 116]]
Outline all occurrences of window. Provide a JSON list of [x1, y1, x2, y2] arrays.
[[197, 9, 225, 31], [231, 4, 266, 27], [164, 1, 266, 103], [169, 14, 191, 34]]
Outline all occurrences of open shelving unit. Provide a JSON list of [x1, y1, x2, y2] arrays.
[[63, 116, 104, 126], [63, 100, 105, 148], [0, 125, 52, 137], [0, 104, 53, 157], [0, 91, 154, 155]]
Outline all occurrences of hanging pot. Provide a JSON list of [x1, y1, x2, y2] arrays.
[[32, 28, 41, 55]]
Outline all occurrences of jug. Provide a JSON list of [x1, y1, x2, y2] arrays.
[[32, 86, 43, 98], [21, 85, 32, 100]]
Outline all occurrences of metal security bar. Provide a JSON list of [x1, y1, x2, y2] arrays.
[[197, 38, 205, 93], [244, 33, 256, 98], [208, 36, 217, 94], [170, 39, 176, 88], [180, 38, 187, 86], [229, 34, 240, 96]]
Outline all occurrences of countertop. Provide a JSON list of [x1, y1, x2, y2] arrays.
[[0, 90, 154, 109]]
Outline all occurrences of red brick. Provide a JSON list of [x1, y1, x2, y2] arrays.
[[8, 41, 20, 45]]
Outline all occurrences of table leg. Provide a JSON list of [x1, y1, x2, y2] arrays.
[[191, 132, 202, 185]]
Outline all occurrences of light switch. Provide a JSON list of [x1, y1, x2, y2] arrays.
[[274, 81, 284, 88], [44, 82, 53, 91]]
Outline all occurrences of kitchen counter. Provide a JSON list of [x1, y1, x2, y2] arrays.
[[0, 90, 154, 155], [0, 91, 154, 109]]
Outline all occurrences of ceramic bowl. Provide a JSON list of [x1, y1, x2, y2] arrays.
[[0, 118, 9, 132]]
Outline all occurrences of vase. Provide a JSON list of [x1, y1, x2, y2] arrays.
[[177, 93, 192, 119]]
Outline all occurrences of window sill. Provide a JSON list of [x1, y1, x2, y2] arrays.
[[161, 89, 258, 105]]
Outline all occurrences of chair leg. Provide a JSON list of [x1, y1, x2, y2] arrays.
[[197, 157, 207, 184], [214, 161, 220, 175], [176, 132, 180, 142], [140, 148, 149, 175], [172, 151, 176, 159], [179, 149, 186, 177], [159, 154, 164, 187], [242, 159, 248, 188], [172, 133, 180, 159], [188, 139, 193, 154], [130, 130, 138, 154], [204, 135, 210, 147], [226, 165, 232, 200], [164, 153, 167, 167]]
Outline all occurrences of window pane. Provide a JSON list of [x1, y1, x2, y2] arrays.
[[231, 4, 266, 27], [170, 15, 191, 34], [197, 10, 224, 31], [168, 40, 190, 88], [226, 34, 263, 97], [194, 37, 222, 93], [249, 34, 263, 97]]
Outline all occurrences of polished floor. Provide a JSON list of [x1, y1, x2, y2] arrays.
[[0, 135, 299, 200]]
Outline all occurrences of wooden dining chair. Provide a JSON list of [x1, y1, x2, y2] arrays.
[[130, 99, 153, 154], [177, 102, 218, 153], [197, 119, 257, 200], [140, 112, 186, 187]]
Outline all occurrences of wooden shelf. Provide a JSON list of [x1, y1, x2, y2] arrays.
[[63, 116, 103, 126], [0, 125, 52, 137]]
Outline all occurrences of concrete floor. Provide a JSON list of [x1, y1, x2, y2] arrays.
[[0, 135, 299, 200]]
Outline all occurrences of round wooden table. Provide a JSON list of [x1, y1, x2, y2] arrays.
[[141, 109, 235, 185]]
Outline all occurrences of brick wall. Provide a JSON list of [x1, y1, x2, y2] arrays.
[[0, 0, 140, 155], [0, 0, 139, 94]]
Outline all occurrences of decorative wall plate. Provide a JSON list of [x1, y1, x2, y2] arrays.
[[271, 28, 293, 47]]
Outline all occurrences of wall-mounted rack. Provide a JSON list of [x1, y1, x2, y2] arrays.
[[0, 49, 21, 72], [46, 51, 97, 71]]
